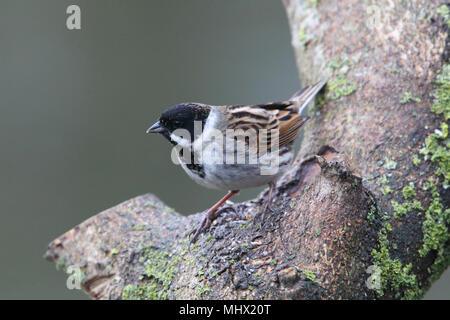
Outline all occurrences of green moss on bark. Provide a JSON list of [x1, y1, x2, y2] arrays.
[[122, 246, 181, 300], [437, 4, 450, 28], [417, 64, 450, 285], [371, 221, 421, 299], [402, 184, 416, 199], [419, 178, 450, 283]]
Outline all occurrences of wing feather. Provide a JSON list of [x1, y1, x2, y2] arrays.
[[227, 102, 308, 151], [226, 80, 326, 152]]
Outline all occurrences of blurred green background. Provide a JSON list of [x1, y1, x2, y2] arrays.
[[0, 0, 448, 299]]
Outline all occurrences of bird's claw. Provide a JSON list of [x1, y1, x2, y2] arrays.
[[188, 206, 238, 248], [258, 203, 276, 229], [188, 216, 209, 247], [188, 209, 216, 248]]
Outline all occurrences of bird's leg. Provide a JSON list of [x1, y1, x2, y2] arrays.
[[189, 190, 239, 245], [259, 182, 276, 227]]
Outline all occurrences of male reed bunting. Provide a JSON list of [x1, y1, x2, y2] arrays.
[[147, 81, 326, 243]]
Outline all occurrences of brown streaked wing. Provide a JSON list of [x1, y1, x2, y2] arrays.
[[227, 102, 309, 151]]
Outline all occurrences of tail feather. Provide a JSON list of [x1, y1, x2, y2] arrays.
[[290, 80, 327, 115]]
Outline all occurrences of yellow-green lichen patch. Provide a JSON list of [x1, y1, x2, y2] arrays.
[[377, 174, 389, 185], [437, 4, 450, 28], [133, 224, 146, 231], [390, 182, 422, 219], [392, 198, 423, 219], [391, 66, 401, 74], [382, 186, 393, 195], [392, 201, 412, 219], [143, 201, 158, 209], [55, 259, 67, 272], [420, 64, 450, 188], [122, 283, 161, 300], [402, 184, 416, 199], [412, 200, 424, 211], [367, 195, 377, 223], [302, 270, 317, 282], [367, 206, 376, 222], [298, 28, 308, 49], [419, 178, 450, 282], [384, 158, 397, 170], [400, 92, 422, 104], [371, 221, 421, 299], [122, 246, 181, 300], [326, 56, 357, 100], [413, 155, 422, 166], [328, 55, 353, 71], [197, 284, 211, 296], [326, 75, 357, 100], [430, 64, 449, 120], [164, 205, 179, 215], [377, 174, 393, 195], [419, 123, 450, 188], [413, 64, 450, 285]]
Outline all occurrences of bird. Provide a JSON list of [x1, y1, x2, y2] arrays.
[[146, 80, 326, 244]]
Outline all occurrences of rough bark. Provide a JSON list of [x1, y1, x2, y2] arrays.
[[44, 0, 449, 299]]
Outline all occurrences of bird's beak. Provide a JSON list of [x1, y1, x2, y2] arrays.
[[146, 121, 164, 134]]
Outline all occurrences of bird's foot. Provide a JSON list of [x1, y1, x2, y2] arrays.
[[188, 214, 210, 247], [256, 182, 276, 229], [258, 200, 276, 229], [188, 190, 239, 248], [188, 207, 223, 247]]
